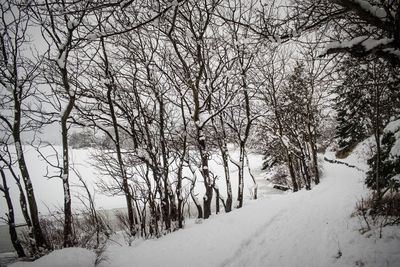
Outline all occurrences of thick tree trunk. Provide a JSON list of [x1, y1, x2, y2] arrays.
[[287, 153, 299, 192], [198, 128, 213, 219], [191, 192, 203, 219]]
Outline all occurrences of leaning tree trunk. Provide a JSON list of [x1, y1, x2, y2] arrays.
[[101, 37, 136, 238], [2, 164, 32, 229], [0, 169, 26, 257], [214, 115, 233, 213]]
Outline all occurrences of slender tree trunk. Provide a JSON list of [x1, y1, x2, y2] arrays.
[[374, 85, 381, 201], [3, 165, 32, 228], [213, 116, 232, 212], [101, 37, 136, 238], [13, 113, 48, 250], [221, 142, 233, 212], [245, 153, 258, 200], [0, 169, 26, 257], [214, 187, 220, 214], [177, 170, 183, 228], [60, 67, 74, 248], [307, 123, 320, 184], [237, 143, 245, 208]]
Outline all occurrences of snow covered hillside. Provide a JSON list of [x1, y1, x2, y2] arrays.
[[9, 154, 400, 267]]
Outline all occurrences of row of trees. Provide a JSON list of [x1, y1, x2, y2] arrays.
[[1, 0, 399, 259]]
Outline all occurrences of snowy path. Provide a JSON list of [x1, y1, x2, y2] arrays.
[[98, 161, 397, 267], [219, 162, 363, 267]]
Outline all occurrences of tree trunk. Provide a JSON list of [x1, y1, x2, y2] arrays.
[[60, 67, 75, 248], [191, 193, 203, 219], [13, 123, 48, 251], [198, 128, 213, 219], [221, 142, 233, 212], [245, 153, 258, 200], [236, 143, 245, 208], [374, 85, 381, 201], [287, 152, 299, 192], [214, 187, 220, 214], [101, 37, 136, 238], [307, 123, 320, 185], [0, 169, 26, 258]]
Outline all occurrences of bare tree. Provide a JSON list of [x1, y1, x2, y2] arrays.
[[0, 0, 49, 251]]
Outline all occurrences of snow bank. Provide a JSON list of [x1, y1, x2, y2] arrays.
[[384, 119, 400, 157], [9, 248, 96, 267]]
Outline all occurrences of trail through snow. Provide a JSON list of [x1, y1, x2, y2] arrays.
[[96, 160, 399, 267], [220, 162, 363, 267]]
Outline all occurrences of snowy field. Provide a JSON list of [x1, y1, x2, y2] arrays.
[[5, 142, 400, 267]]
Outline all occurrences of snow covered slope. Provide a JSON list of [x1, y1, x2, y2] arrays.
[[8, 156, 400, 267]]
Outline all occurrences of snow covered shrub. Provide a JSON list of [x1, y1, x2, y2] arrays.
[[19, 209, 113, 258], [267, 165, 290, 188], [114, 210, 135, 245], [69, 130, 95, 149], [355, 193, 400, 237]]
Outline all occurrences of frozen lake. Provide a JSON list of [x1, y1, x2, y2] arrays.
[[0, 225, 13, 253]]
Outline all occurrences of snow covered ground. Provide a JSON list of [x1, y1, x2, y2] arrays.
[[4, 142, 400, 267], [93, 159, 399, 267]]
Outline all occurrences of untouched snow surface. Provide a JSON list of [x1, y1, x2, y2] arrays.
[[94, 160, 399, 267]]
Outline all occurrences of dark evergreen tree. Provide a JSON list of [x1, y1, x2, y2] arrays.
[[335, 57, 400, 157], [366, 120, 400, 194]]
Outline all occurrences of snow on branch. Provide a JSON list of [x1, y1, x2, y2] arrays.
[[352, 0, 387, 19], [333, 0, 391, 30], [320, 36, 395, 58]]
